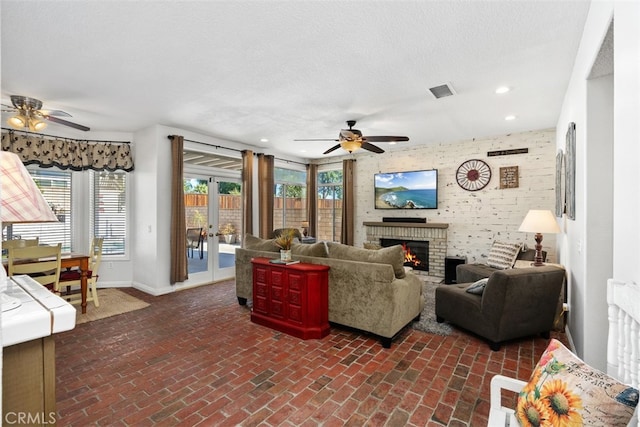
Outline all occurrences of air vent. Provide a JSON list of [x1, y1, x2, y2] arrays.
[[428, 83, 456, 99]]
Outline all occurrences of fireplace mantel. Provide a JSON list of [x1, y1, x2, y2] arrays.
[[363, 222, 448, 229]]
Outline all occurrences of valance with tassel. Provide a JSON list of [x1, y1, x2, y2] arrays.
[[1, 129, 134, 172]]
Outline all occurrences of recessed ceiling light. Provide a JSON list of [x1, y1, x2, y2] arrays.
[[505, 115, 516, 121], [495, 86, 511, 94], [260, 138, 269, 143], [389, 142, 397, 145]]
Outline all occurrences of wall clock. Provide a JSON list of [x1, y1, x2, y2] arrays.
[[456, 159, 491, 191]]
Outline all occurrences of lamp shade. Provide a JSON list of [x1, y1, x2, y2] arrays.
[[1, 151, 59, 224], [518, 209, 560, 234]]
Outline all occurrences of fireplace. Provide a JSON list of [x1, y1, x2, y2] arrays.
[[364, 221, 448, 278], [380, 238, 429, 271]]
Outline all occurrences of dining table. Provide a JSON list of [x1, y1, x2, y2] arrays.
[[3, 252, 91, 314], [59, 253, 91, 314]]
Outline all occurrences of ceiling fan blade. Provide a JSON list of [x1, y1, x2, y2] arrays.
[[41, 109, 72, 118], [323, 144, 342, 155], [294, 138, 339, 142], [361, 142, 385, 154], [362, 135, 409, 143], [44, 115, 90, 131]]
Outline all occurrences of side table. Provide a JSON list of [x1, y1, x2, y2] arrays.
[[251, 257, 330, 339], [514, 260, 567, 330]]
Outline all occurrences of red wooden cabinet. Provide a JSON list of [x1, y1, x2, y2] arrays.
[[251, 257, 330, 339]]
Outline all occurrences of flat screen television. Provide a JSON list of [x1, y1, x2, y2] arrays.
[[374, 169, 438, 209]]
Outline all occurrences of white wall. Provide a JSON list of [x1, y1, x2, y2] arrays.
[[612, 1, 640, 282], [130, 124, 304, 295], [352, 129, 558, 264], [556, 0, 640, 369]]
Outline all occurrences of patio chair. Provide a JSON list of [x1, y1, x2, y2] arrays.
[[186, 227, 203, 259]]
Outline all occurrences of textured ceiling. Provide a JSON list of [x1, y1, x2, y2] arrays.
[[1, 1, 591, 160]]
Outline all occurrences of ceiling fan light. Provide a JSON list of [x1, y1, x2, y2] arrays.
[[340, 139, 361, 153], [30, 119, 47, 131], [7, 114, 26, 129]]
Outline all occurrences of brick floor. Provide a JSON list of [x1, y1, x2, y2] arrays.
[[55, 280, 566, 426]]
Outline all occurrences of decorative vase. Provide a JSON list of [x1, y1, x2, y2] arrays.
[[280, 249, 292, 261], [224, 234, 235, 244]]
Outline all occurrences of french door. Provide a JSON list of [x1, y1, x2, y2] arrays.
[[184, 174, 241, 284]]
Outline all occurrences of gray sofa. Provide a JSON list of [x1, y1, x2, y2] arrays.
[[435, 265, 565, 350], [235, 235, 425, 347]]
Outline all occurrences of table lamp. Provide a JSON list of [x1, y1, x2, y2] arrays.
[[1, 151, 59, 311], [301, 221, 309, 237], [518, 209, 560, 266]]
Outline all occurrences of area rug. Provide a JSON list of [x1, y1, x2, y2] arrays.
[[411, 278, 454, 336], [74, 288, 150, 325]]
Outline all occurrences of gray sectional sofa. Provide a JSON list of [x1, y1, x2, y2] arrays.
[[235, 234, 425, 347]]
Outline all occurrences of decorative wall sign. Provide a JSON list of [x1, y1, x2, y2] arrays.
[[565, 123, 576, 220], [555, 149, 564, 217], [456, 159, 491, 191], [499, 166, 519, 189], [487, 148, 529, 157]]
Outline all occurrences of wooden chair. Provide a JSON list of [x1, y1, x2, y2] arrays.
[[59, 237, 103, 307], [186, 227, 203, 259], [2, 238, 39, 250], [7, 243, 62, 291]]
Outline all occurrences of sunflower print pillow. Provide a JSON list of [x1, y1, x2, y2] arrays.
[[516, 339, 639, 426]]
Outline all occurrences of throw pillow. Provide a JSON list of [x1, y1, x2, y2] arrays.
[[465, 278, 488, 295], [243, 234, 280, 252], [326, 242, 406, 279], [515, 339, 639, 427], [291, 242, 328, 258], [363, 242, 382, 250], [486, 241, 521, 269]]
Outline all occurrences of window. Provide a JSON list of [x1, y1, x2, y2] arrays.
[[8, 168, 72, 252], [274, 167, 307, 229], [317, 170, 343, 242], [90, 171, 127, 256]]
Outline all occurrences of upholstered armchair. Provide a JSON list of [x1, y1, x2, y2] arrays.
[[435, 265, 565, 350]]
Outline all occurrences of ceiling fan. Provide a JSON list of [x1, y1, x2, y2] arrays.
[[2, 95, 90, 132], [295, 120, 409, 154]]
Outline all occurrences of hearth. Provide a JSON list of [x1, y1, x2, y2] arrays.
[[380, 238, 429, 271]]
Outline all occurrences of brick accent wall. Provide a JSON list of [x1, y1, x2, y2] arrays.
[[354, 128, 557, 266]]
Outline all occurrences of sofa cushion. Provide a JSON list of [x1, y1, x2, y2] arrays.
[[486, 241, 521, 269], [243, 234, 280, 252], [516, 339, 639, 427], [465, 278, 488, 295], [326, 242, 406, 279], [291, 241, 328, 258]]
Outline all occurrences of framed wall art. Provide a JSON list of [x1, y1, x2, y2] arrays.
[[499, 166, 519, 189], [555, 149, 564, 217], [564, 122, 576, 220]]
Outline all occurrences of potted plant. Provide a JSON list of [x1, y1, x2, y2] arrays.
[[218, 223, 236, 244], [274, 229, 296, 261]]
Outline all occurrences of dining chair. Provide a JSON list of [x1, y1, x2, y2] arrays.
[[59, 237, 104, 307], [7, 243, 62, 291], [2, 237, 40, 250]]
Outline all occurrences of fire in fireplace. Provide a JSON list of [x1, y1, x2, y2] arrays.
[[380, 238, 429, 271]]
